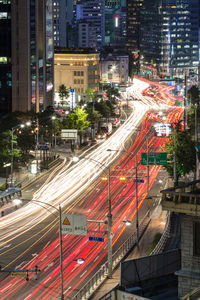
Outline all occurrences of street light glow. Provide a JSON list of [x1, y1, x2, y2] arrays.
[[13, 199, 22, 205], [72, 156, 79, 163]]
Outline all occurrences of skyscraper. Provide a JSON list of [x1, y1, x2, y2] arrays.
[[140, 0, 200, 77], [0, 0, 54, 116], [0, 0, 12, 116], [126, 0, 144, 55], [75, 0, 105, 49]]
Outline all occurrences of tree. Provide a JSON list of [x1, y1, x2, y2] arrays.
[[187, 86, 199, 105], [85, 88, 95, 102], [94, 100, 111, 119], [62, 107, 90, 144], [164, 130, 196, 184], [58, 84, 69, 107], [0, 131, 21, 168], [105, 86, 120, 103]]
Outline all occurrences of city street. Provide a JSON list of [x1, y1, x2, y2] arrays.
[[0, 78, 183, 299]]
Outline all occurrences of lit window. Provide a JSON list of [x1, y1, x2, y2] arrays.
[[0, 57, 7, 63]]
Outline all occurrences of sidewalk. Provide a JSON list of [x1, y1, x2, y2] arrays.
[[92, 206, 167, 300]]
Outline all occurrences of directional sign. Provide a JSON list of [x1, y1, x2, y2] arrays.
[[61, 214, 87, 236], [89, 236, 104, 242], [141, 152, 167, 165], [134, 179, 144, 183], [39, 145, 49, 150], [11, 271, 27, 278]]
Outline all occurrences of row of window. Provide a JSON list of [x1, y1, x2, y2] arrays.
[[74, 79, 84, 84]]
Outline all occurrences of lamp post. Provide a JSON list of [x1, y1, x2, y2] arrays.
[[14, 199, 64, 300], [11, 122, 31, 186], [73, 156, 113, 279], [52, 116, 56, 158]]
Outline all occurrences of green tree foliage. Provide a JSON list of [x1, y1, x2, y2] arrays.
[[187, 86, 199, 105], [85, 88, 95, 102], [164, 130, 196, 183], [94, 100, 111, 119], [0, 131, 21, 168], [58, 84, 69, 106], [62, 107, 90, 143], [104, 87, 120, 103], [85, 106, 102, 123]]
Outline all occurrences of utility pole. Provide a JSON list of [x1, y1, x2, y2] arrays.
[[184, 73, 187, 131], [107, 167, 113, 279], [135, 155, 139, 243]]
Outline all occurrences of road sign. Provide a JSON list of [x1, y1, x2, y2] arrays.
[[61, 129, 77, 140], [11, 271, 27, 278], [141, 152, 167, 165], [39, 145, 49, 150], [89, 236, 104, 242], [61, 213, 87, 236], [134, 179, 144, 183]]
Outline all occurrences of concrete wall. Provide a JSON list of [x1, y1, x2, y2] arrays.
[[177, 214, 200, 297]]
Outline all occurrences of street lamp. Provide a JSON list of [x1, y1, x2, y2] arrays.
[[11, 122, 31, 186], [52, 116, 56, 158], [72, 156, 113, 279], [12, 198, 64, 300]]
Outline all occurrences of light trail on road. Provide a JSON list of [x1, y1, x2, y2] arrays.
[[0, 78, 184, 299]]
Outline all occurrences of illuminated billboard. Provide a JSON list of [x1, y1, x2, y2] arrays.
[[154, 123, 171, 137]]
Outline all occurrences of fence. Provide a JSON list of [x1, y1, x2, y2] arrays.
[[71, 211, 151, 300]]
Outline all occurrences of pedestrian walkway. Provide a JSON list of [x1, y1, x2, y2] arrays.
[[92, 206, 167, 300]]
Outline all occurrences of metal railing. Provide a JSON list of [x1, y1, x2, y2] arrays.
[[150, 212, 171, 255], [71, 211, 151, 300]]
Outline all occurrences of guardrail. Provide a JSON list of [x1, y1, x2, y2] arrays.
[[71, 211, 151, 300], [150, 212, 171, 255]]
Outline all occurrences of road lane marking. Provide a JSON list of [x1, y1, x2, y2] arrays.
[[44, 262, 54, 271], [1, 284, 12, 293], [0, 244, 12, 251], [80, 270, 87, 278]]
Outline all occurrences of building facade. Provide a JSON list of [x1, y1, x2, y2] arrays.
[[100, 52, 129, 85], [0, 0, 54, 116], [52, 0, 67, 48], [105, 0, 126, 48], [0, 0, 12, 116], [140, 0, 200, 77], [54, 49, 100, 104], [75, 0, 105, 49]]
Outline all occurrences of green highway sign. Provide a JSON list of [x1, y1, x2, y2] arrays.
[[141, 152, 167, 165], [11, 271, 27, 278]]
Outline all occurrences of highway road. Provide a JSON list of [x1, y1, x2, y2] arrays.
[[0, 78, 183, 299]]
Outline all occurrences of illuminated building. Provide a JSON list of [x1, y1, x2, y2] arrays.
[[52, 1, 67, 47], [126, 0, 144, 55], [0, 0, 11, 116], [75, 0, 105, 49], [105, 0, 126, 48], [140, 0, 200, 77], [54, 49, 100, 100], [100, 52, 129, 85], [0, 0, 54, 116]]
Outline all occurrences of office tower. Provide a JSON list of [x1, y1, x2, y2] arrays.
[[0, 0, 12, 116], [0, 0, 54, 116], [140, 0, 200, 77], [75, 0, 105, 49], [53, 0, 67, 47], [126, 0, 144, 55], [105, 0, 127, 48]]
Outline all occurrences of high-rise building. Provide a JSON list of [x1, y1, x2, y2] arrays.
[[0, 0, 12, 116], [105, 0, 127, 48], [126, 0, 144, 55], [140, 0, 200, 77], [75, 0, 105, 49], [52, 0, 67, 48], [0, 0, 54, 116]]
